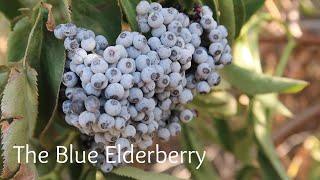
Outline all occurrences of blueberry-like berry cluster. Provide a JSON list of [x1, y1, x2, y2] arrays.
[[55, 1, 232, 173]]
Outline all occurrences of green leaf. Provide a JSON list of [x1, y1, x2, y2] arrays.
[[71, 0, 122, 43], [232, 0, 246, 38], [213, 117, 234, 151], [23, 7, 45, 70], [181, 125, 218, 180], [35, 21, 66, 137], [39, 112, 69, 150], [232, 128, 255, 164], [236, 165, 258, 180], [0, 0, 23, 21], [232, 25, 262, 73], [258, 150, 284, 180], [252, 102, 289, 180], [112, 166, 180, 180], [105, 173, 134, 180], [222, 64, 308, 95], [191, 91, 237, 117], [119, 0, 140, 31], [1, 65, 38, 173], [81, 169, 96, 180], [256, 94, 292, 117], [7, 17, 32, 62], [177, 0, 194, 11], [243, 0, 265, 22], [6, 5, 67, 137], [0, 66, 10, 95], [217, 0, 235, 43]]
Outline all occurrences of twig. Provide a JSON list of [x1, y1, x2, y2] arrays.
[[273, 103, 320, 146], [260, 35, 320, 45]]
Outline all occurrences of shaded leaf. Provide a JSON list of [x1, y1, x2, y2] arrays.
[[39, 112, 69, 150], [177, 0, 194, 11], [232, 0, 246, 38], [1, 65, 38, 175], [6, 4, 67, 137], [236, 165, 258, 180], [22, 7, 45, 70], [0, 66, 10, 95], [112, 166, 179, 180], [213, 117, 234, 151], [46, 0, 71, 24], [36, 21, 66, 137], [222, 64, 308, 95], [71, 0, 122, 43], [191, 91, 237, 117], [258, 150, 284, 180], [217, 0, 235, 43], [119, 0, 140, 31], [7, 17, 32, 62], [181, 125, 218, 180], [0, 0, 23, 21], [243, 0, 265, 22], [81, 169, 96, 180]]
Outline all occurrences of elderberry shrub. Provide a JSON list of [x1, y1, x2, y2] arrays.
[[54, 1, 231, 173]]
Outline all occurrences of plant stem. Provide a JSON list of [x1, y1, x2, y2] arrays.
[[22, 7, 42, 68], [275, 38, 296, 76], [63, 0, 72, 22]]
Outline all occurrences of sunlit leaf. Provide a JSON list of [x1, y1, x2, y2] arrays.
[[253, 102, 289, 180], [1, 65, 38, 175], [256, 94, 292, 117], [222, 64, 308, 95]]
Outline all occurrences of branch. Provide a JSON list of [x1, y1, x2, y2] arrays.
[[260, 34, 320, 45], [273, 103, 320, 146]]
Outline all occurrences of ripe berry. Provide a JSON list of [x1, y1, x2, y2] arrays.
[[81, 37, 96, 51], [63, 72, 78, 87], [105, 83, 125, 100], [104, 99, 121, 116], [103, 46, 121, 63], [91, 73, 108, 90], [106, 68, 122, 83], [179, 109, 194, 123], [116, 31, 133, 47]]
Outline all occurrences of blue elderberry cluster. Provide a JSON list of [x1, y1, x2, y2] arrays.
[[55, 1, 232, 173]]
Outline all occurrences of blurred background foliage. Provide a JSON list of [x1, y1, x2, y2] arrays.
[[0, 0, 319, 180]]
